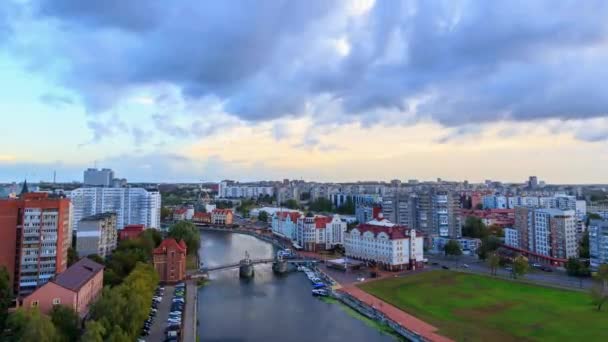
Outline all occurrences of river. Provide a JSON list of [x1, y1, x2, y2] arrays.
[[196, 230, 397, 342]]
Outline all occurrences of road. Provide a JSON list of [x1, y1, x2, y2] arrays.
[[426, 254, 592, 290], [148, 285, 174, 342], [182, 281, 197, 342]]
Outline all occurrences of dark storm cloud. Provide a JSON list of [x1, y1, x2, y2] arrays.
[[11, 0, 608, 128]]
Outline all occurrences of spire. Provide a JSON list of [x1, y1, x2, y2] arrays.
[[20, 179, 29, 195]]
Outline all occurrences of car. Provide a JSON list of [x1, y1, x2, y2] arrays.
[[461, 264, 469, 268], [441, 265, 450, 270], [431, 262, 439, 266], [505, 266, 513, 271], [170, 311, 182, 315], [540, 265, 553, 272], [532, 263, 542, 268]]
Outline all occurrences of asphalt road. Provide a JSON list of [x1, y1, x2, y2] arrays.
[[148, 285, 174, 342], [182, 281, 197, 342], [426, 254, 592, 290]]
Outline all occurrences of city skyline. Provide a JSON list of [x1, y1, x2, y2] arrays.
[[1, 1, 608, 183]]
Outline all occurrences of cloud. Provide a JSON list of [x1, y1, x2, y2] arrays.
[[2, 0, 607, 138], [39, 93, 74, 108]]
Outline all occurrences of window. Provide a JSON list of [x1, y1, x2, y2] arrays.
[[53, 298, 61, 305], [31, 300, 39, 307]]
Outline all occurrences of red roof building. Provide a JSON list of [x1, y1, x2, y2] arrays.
[[23, 258, 104, 318], [460, 209, 515, 228], [193, 212, 211, 224], [211, 208, 233, 225], [119, 224, 145, 241], [153, 238, 187, 283]]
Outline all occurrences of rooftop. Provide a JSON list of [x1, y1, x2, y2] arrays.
[[81, 212, 116, 221], [53, 258, 104, 292]]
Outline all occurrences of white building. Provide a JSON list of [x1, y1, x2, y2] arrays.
[[533, 209, 577, 259], [589, 219, 608, 270], [296, 214, 347, 251], [504, 228, 519, 248], [69, 187, 161, 231], [83, 168, 114, 187], [344, 214, 424, 271], [218, 181, 274, 199], [76, 212, 118, 258]]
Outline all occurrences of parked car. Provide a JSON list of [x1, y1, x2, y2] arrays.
[[505, 266, 513, 271], [532, 263, 541, 268], [461, 264, 469, 269], [442, 265, 450, 270], [540, 265, 553, 272]]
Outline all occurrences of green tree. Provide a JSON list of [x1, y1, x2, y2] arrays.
[[462, 217, 488, 238], [444, 240, 462, 257], [67, 247, 79, 267], [579, 233, 590, 259], [477, 235, 501, 260], [591, 264, 608, 311], [337, 198, 355, 215], [512, 255, 529, 278], [566, 257, 582, 277], [168, 221, 200, 254], [258, 211, 269, 222], [4, 308, 58, 342], [86, 254, 105, 265], [161, 207, 173, 220], [308, 198, 333, 212], [80, 321, 105, 342], [0, 266, 11, 332], [282, 199, 300, 210], [488, 252, 500, 276], [215, 200, 233, 209], [587, 212, 602, 225], [50, 305, 80, 342]]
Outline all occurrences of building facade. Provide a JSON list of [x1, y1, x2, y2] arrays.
[[23, 258, 104, 318], [69, 187, 161, 230], [153, 238, 187, 283], [76, 213, 118, 258], [211, 209, 233, 225], [344, 215, 424, 271], [296, 214, 347, 251], [83, 168, 114, 187], [271, 211, 301, 240], [0, 193, 73, 297], [118, 224, 145, 240], [218, 181, 274, 199], [504, 228, 519, 248], [513, 207, 577, 259], [588, 219, 608, 270], [430, 237, 481, 254]]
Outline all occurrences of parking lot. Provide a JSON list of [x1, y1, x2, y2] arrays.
[[147, 285, 173, 341], [140, 283, 185, 342]]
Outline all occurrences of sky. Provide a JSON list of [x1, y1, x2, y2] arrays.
[[1, 0, 608, 184]]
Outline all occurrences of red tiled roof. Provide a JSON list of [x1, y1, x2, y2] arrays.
[[315, 216, 332, 229], [52, 258, 104, 292], [174, 208, 187, 214], [353, 223, 411, 240], [122, 224, 145, 232], [212, 208, 233, 215], [276, 211, 301, 222], [193, 212, 211, 219], [153, 238, 187, 254]]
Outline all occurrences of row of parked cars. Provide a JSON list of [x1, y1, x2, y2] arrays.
[[165, 282, 186, 341], [138, 285, 165, 340]]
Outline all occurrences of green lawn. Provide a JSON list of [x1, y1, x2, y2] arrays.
[[359, 271, 607, 342]]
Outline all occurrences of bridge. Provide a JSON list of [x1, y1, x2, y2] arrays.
[[200, 258, 317, 273]]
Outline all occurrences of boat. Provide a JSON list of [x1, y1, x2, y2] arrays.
[[312, 289, 329, 297]]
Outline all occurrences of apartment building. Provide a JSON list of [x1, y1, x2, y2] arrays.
[[271, 211, 301, 240], [0, 192, 72, 297], [76, 212, 118, 258], [69, 187, 161, 230], [296, 214, 347, 251], [513, 207, 577, 259], [588, 219, 608, 270], [218, 181, 274, 199], [344, 214, 424, 271], [83, 168, 114, 187], [211, 209, 233, 225]]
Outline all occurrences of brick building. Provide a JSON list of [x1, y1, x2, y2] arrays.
[[153, 238, 187, 283], [118, 224, 145, 241], [0, 191, 72, 297], [23, 258, 104, 318]]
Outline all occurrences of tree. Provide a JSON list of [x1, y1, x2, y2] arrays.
[[587, 212, 602, 226], [308, 198, 333, 212], [512, 255, 529, 278], [80, 321, 105, 342], [86, 254, 105, 265], [477, 236, 501, 260], [282, 199, 300, 210], [50, 305, 80, 342], [4, 308, 58, 342], [258, 211, 268, 222], [462, 217, 488, 238], [444, 240, 462, 257], [566, 257, 582, 277], [0, 266, 11, 333], [487, 224, 504, 237], [67, 247, 79, 267], [168, 221, 200, 254], [337, 198, 356, 215], [590, 264, 608, 311], [161, 207, 173, 221], [488, 252, 500, 276], [579, 234, 590, 259]]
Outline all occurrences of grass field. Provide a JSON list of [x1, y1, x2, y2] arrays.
[[359, 271, 607, 342]]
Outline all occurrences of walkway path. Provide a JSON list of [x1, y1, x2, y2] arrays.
[[338, 286, 453, 342], [182, 281, 197, 342]]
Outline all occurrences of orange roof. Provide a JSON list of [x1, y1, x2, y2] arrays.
[[174, 208, 187, 214], [276, 211, 301, 222], [315, 216, 332, 229], [212, 208, 233, 215], [153, 238, 187, 254], [193, 212, 211, 219]]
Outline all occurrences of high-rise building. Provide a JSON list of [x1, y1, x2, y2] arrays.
[[589, 219, 608, 270], [76, 212, 118, 258], [68, 187, 161, 231], [0, 193, 72, 297], [84, 168, 115, 187], [513, 207, 577, 259]]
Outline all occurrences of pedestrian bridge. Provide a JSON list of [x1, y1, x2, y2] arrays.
[[200, 258, 317, 273]]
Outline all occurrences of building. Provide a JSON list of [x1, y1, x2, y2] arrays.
[[382, 192, 417, 228], [83, 168, 114, 187], [504, 228, 519, 248], [173, 208, 187, 221], [118, 224, 145, 241], [218, 181, 274, 199], [0, 192, 73, 297], [192, 212, 211, 224], [460, 209, 515, 228], [296, 214, 347, 251], [211, 209, 233, 225], [430, 237, 481, 254], [153, 238, 187, 283], [513, 207, 577, 260], [271, 211, 301, 240], [344, 214, 424, 271], [23, 258, 103, 318], [76, 212, 117, 258], [68, 187, 161, 230], [355, 204, 381, 224], [588, 219, 608, 270]]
